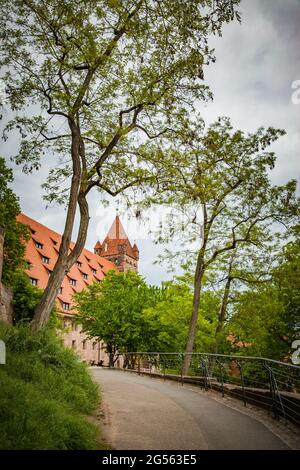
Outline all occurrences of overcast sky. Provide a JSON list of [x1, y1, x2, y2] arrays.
[[1, 0, 300, 285]]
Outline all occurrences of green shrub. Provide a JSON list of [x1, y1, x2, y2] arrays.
[[11, 271, 57, 325], [0, 322, 101, 449]]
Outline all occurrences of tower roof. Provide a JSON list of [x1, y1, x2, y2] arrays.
[[100, 216, 138, 261], [106, 215, 128, 240], [132, 243, 139, 252]]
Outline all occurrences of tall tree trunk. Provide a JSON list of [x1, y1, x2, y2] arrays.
[[31, 126, 90, 332], [106, 344, 115, 368], [182, 247, 205, 376], [182, 205, 208, 376], [213, 264, 234, 355]]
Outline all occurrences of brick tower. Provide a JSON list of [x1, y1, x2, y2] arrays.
[[94, 216, 139, 272]]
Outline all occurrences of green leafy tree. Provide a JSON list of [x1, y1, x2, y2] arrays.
[[273, 224, 300, 336], [74, 270, 164, 366], [144, 279, 217, 353], [0, 0, 241, 331], [227, 225, 300, 360], [147, 117, 299, 372], [205, 230, 281, 354], [0, 157, 29, 285], [11, 271, 57, 325]]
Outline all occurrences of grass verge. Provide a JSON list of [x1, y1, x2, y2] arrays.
[[0, 321, 102, 450]]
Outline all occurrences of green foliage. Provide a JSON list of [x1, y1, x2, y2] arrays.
[[144, 281, 217, 352], [273, 224, 300, 334], [226, 224, 300, 360], [74, 270, 162, 356], [0, 157, 29, 285], [0, 0, 242, 329], [11, 270, 57, 325], [75, 271, 217, 355], [147, 117, 299, 360], [0, 0, 241, 200], [0, 322, 100, 450], [153, 117, 298, 267], [11, 271, 44, 323]]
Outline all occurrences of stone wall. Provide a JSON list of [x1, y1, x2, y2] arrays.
[[0, 227, 13, 325], [0, 227, 4, 281], [0, 284, 13, 324]]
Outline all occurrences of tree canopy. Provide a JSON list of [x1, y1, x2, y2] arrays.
[[226, 224, 300, 360], [0, 0, 242, 329], [73, 270, 163, 365], [144, 117, 299, 371]]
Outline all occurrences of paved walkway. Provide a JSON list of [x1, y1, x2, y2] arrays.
[[92, 368, 288, 450]]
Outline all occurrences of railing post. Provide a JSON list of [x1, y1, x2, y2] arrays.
[[264, 362, 285, 421], [201, 358, 209, 391], [181, 354, 184, 386], [216, 359, 225, 397], [237, 361, 246, 407], [162, 355, 166, 381], [130, 354, 134, 374], [138, 353, 141, 376]]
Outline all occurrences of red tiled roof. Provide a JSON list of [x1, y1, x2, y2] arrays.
[[17, 213, 116, 315]]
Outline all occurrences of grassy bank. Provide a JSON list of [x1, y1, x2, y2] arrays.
[[0, 321, 102, 450]]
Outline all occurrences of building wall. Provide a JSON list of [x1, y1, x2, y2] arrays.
[[0, 284, 13, 325], [101, 254, 138, 273], [61, 315, 111, 365]]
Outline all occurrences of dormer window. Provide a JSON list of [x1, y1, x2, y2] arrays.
[[30, 278, 38, 286], [58, 287, 63, 294], [82, 273, 88, 280], [76, 261, 82, 268], [69, 278, 77, 286], [35, 241, 43, 249], [91, 268, 96, 275], [62, 302, 70, 311], [42, 256, 49, 264]]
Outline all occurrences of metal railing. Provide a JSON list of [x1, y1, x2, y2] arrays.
[[118, 352, 300, 426]]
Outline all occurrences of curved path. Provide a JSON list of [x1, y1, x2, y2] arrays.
[[92, 368, 288, 450]]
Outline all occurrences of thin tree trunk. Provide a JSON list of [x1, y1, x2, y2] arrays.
[[213, 264, 234, 355], [29, 3, 146, 334], [31, 126, 89, 332], [182, 247, 205, 376], [182, 204, 208, 376], [106, 344, 115, 368]]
